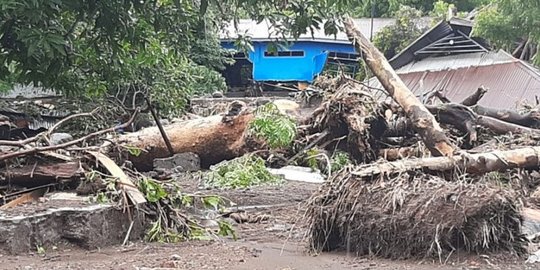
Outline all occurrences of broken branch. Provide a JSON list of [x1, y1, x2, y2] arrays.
[[0, 109, 139, 162], [343, 17, 455, 157]]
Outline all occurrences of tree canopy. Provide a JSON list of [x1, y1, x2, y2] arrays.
[[0, 0, 349, 115], [350, 0, 484, 17], [1, 0, 537, 117], [474, 0, 540, 65]]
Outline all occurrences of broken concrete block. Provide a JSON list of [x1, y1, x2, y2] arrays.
[[153, 152, 200, 172], [0, 200, 148, 254], [268, 166, 325, 183]]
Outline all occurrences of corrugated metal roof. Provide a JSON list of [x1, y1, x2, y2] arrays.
[[368, 51, 540, 109], [389, 18, 489, 70], [397, 50, 515, 73], [219, 18, 432, 43]]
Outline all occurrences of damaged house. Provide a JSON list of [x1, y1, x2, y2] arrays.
[[219, 18, 430, 91], [368, 18, 540, 109]]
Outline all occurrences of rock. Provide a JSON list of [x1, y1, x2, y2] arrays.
[[0, 202, 147, 254], [212, 91, 224, 98], [50, 133, 73, 145], [522, 207, 540, 241], [268, 166, 325, 183], [153, 152, 200, 172], [527, 250, 540, 263], [200, 219, 219, 228], [159, 119, 170, 126]]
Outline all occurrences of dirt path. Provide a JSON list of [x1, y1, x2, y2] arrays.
[[0, 181, 537, 270]]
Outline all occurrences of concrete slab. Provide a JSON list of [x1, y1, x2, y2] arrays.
[[0, 194, 148, 254]]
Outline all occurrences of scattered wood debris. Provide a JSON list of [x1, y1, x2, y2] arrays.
[[1, 18, 540, 263]]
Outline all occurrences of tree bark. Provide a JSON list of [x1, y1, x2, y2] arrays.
[[1, 162, 83, 187], [352, 146, 540, 178], [115, 110, 255, 170], [378, 146, 423, 161], [426, 103, 478, 142], [471, 105, 540, 128], [476, 115, 540, 135], [343, 17, 455, 157], [426, 103, 540, 136]]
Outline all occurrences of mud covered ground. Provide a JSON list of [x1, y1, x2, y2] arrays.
[[0, 181, 537, 270]]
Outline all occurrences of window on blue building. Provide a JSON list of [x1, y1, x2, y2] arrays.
[[264, 51, 305, 57]]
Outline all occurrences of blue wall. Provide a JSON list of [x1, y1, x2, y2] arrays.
[[221, 41, 356, 82]]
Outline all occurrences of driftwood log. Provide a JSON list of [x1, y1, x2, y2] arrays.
[[352, 146, 540, 200], [472, 105, 540, 128], [343, 17, 455, 157], [115, 104, 255, 170]]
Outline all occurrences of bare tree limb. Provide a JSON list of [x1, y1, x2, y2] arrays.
[[0, 109, 139, 162], [460, 86, 488, 106]]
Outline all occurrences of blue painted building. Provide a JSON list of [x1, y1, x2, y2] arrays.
[[221, 40, 357, 83], [219, 19, 401, 87]]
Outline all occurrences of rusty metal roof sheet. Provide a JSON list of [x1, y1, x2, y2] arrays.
[[368, 50, 540, 109]]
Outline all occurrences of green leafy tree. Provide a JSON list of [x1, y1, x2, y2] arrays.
[[373, 6, 425, 59], [0, 0, 351, 115], [474, 0, 540, 65], [350, 0, 483, 17]]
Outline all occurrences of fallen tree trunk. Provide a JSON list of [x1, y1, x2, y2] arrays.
[[352, 146, 540, 178], [1, 162, 83, 187], [472, 105, 540, 128], [426, 103, 477, 142], [343, 17, 455, 157], [114, 108, 255, 170], [426, 103, 540, 137], [477, 115, 540, 134]]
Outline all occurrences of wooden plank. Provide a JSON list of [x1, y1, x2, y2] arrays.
[[87, 151, 147, 205]]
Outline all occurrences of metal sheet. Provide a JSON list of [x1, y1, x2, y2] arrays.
[[377, 61, 540, 109]]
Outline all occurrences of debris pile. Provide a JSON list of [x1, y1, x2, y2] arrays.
[[306, 169, 526, 259], [301, 17, 540, 259], [1, 16, 540, 263]]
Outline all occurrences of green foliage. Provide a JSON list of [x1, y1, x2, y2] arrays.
[[329, 151, 351, 173], [430, 0, 469, 21], [373, 6, 425, 59], [474, 0, 540, 65], [218, 220, 238, 240], [306, 148, 322, 171], [350, 0, 482, 17], [304, 149, 351, 175], [94, 192, 110, 204], [0, 0, 354, 100], [204, 155, 283, 189], [36, 245, 46, 255], [139, 178, 168, 203], [249, 103, 297, 149], [125, 145, 143, 157], [0, 0, 227, 116], [140, 179, 236, 243]]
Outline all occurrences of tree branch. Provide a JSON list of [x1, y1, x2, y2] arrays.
[[0, 109, 139, 162]]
